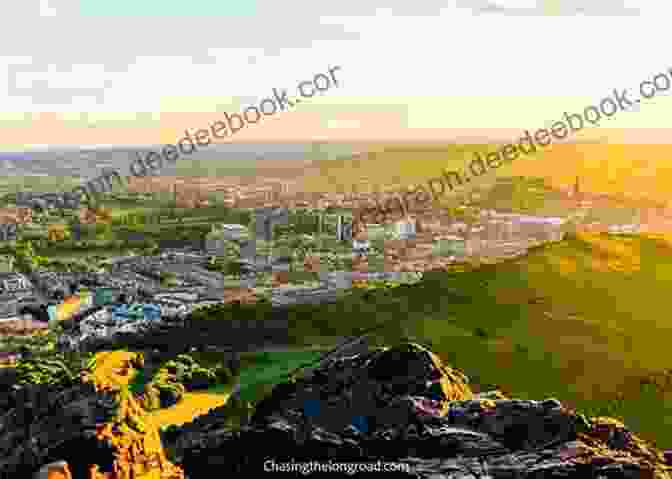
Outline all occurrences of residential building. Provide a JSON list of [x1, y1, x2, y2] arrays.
[[336, 215, 353, 241], [0, 273, 31, 293], [0, 296, 18, 319], [94, 287, 118, 307], [394, 219, 416, 240], [154, 298, 188, 318], [352, 239, 371, 256]]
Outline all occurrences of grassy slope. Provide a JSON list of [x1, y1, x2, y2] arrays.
[[241, 233, 672, 448], [151, 351, 325, 427]]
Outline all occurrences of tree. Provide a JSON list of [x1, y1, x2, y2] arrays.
[[159, 272, 177, 287], [95, 222, 113, 241], [14, 239, 35, 271], [19, 239, 35, 258], [48, 224, 70, 242], [286, 235, 316, 271], [225, 261, 243, 278], [33, 256, 50, 268], [141, 239, 159, 256]]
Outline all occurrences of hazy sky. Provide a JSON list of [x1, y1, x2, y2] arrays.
[[0, 0, 669, 149]]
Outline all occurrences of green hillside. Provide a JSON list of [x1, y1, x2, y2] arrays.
[[219, 232, 672, 448]]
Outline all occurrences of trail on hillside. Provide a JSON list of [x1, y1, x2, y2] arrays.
[[148, 392, 230, 429]]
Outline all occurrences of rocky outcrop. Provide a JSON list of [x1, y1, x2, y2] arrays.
[[0, 383, 118, 479], [164, 343, 672, 478], [3, 343, 672, 479]]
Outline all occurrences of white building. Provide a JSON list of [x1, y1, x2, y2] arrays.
[[608, 224, 639, 235], [155, 292, 198, 302], [393, 219, 416, 240], [352, 239, 371, 255], [155, 299, 188, 317], [0, 296, 18, 320], [0, 273, 31, 292]]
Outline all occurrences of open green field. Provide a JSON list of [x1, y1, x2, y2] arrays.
[[212, 232, 672, 448], [206, 350, 325, 400]]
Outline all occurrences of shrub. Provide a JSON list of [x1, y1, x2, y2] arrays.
[[215, 365, 233, 384], [158, 387, 181, 408], [142, 384, 162, 411], [184, 369, 213, 390], [474, 327, 489, 338], [15, 354, 81, 386]]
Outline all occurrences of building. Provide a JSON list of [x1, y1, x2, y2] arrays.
[[336, 215, 354, 241], [608, 224, 639, 235], [484, 212, 566, 242], [0, 296, 19, 319], [215, 224, 249, 240], [0, 273, 31, 292], [205, 224, 249, 255], [393, 219, 416, 240], [353, 239, 370, 255], [254, 207, 289, 241], [154, 298, 188, 318], [94, 287, 118, 307], [78, 289, 93, 308], [143, 304, 162, 322], [50, 296, 82, 322], [110, 303, 161, 323]]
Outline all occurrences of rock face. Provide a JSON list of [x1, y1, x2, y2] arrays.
[[164, 343, 672, 479], [0, 382, 119, 479], [3, 343, 672, 479]]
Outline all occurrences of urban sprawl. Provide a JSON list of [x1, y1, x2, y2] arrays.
[[0, 171, 660, 359]]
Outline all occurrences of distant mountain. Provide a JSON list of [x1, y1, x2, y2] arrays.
[[0, 143, 359, 178]]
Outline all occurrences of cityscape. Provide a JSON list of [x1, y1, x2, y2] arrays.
[[3, 3, 671, 477], [0, 158, 670, 479], [0, 172, 653, 345]]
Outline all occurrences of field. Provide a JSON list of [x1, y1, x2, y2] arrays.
[[215, 232, 672, 448], [225, 350, 324, 401]]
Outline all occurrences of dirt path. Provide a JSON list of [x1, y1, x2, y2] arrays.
[[148, 392, 230, 429], [90, 350, 138, 389], [88, 350, 185, 478]]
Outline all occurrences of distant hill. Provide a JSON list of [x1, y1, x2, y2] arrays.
[[0, 143, 358, 191], [300, 142, 672, 206]]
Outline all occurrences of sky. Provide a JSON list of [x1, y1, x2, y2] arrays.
[[0, 0, 670, 150]]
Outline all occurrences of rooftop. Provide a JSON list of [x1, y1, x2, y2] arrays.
[[0, 272, 23, 279]]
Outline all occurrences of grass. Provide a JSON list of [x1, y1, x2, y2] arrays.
[[206, 232, 672, 448], [213, 350, 326, 402]]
